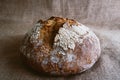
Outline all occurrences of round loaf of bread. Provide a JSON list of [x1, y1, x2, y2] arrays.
[[20, 16, 101, 75]]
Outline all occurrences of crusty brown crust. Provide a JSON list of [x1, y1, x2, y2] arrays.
[[20, 16, 101, 75]]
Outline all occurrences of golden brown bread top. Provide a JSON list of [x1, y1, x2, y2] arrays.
[[38, 16, 77, 49]]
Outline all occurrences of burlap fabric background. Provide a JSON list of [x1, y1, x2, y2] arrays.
[[0, 0, 120, 80]]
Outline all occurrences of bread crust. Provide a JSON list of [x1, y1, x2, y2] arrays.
[[20, 16, 101, 75]]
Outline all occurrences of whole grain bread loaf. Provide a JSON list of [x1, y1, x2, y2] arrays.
[[20, 16, 101, 75]]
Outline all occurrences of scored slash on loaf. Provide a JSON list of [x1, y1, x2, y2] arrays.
[[20, 16, 101, 75]]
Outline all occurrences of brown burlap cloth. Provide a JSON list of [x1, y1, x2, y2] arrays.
[[0, 0, 120, 80]]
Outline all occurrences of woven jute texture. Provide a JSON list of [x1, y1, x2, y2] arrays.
[[0, 0, 120, 80]]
